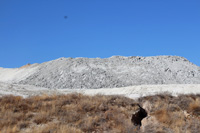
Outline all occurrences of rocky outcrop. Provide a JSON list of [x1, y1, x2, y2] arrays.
[[131, 104, 148, 128]]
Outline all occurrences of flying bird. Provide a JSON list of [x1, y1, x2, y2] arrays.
[[64, 16, 68, 19]]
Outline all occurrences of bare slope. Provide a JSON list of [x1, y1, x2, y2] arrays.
[[1, 82, 200, 98], [0, 56, 200, 89]]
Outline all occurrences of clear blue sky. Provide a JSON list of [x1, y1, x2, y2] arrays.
[[0, 0, 200, 68]]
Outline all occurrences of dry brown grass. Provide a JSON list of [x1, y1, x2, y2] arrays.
[[0, 93, 200, 133], [188, 99, 200, 117], [0, 94, 137, 133], [138, 93, 200, 133]]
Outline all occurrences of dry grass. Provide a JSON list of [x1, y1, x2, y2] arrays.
[[0, 94, 137, 133], [138, 93, 200, 133], [188, 99, 200, 117], [0, 93, 200, 132]]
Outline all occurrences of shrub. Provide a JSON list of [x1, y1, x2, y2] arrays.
[[0, 93, 200, 132]]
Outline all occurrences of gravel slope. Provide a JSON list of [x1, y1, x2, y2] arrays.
[[0, 56, 200, 89]]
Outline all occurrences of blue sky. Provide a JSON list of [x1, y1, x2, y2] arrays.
[[0, 0, 200, 68]]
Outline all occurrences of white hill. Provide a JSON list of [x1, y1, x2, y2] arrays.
[[0, 56, 200, 89]]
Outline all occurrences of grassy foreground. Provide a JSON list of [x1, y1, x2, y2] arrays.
[[0, 93, 200, 133]]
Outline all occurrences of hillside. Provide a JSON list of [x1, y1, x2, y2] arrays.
[[1, 94, 200, 132], [0, 56, 200, 89], [0, 56, 200, 132]]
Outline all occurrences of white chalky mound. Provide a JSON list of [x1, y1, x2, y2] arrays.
[[0, 56, 200, 89]]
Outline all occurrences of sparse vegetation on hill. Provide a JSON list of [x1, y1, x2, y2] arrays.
[[138, 94, 200, 132], [0, 93, 200, 133]]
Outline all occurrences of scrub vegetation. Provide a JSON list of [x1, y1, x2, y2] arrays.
[[0, 93, 200, 133]]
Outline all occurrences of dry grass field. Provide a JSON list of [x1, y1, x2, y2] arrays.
[[0, 93, 200, 133]]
